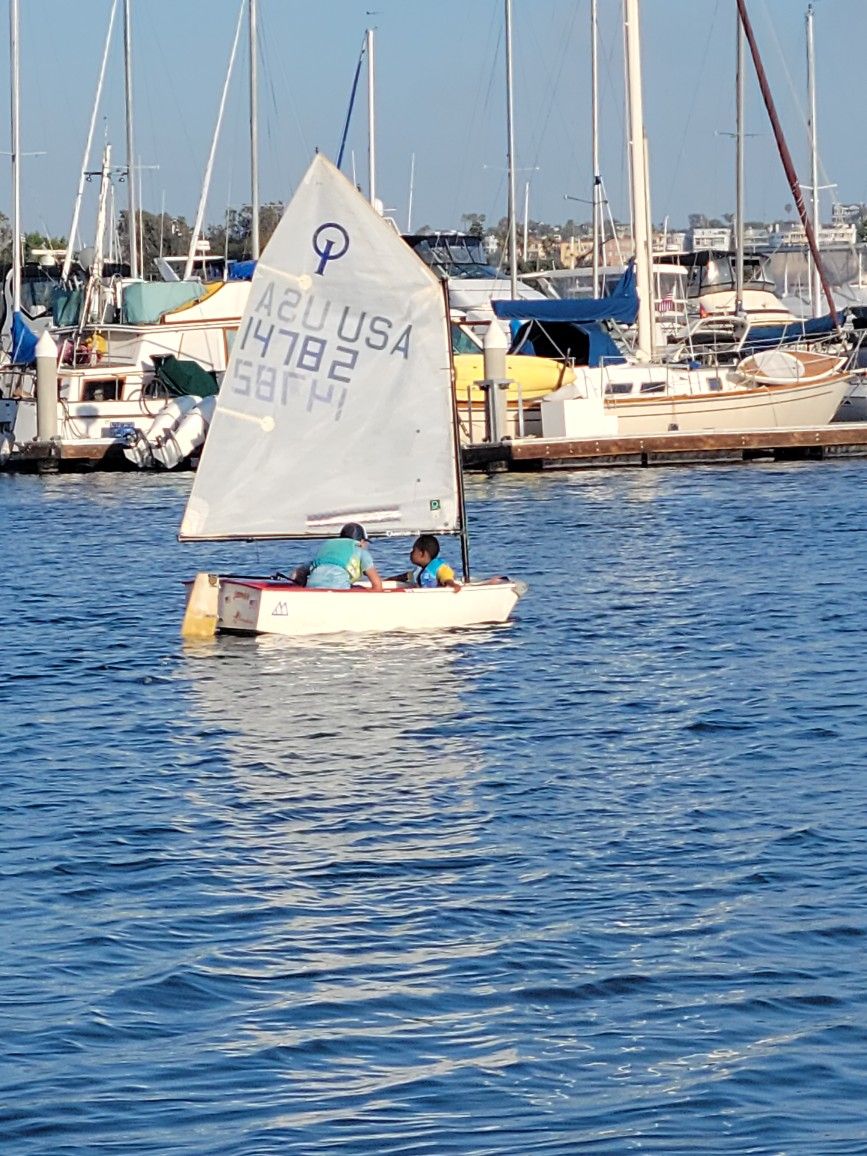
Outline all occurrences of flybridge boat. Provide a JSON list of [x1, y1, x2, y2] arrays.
[[180, 155, 525, 641]]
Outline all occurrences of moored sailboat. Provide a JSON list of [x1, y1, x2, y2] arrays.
[[180, 154, 525, 640]]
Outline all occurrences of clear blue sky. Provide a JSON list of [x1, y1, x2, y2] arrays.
[[4, 0, 866, 245]]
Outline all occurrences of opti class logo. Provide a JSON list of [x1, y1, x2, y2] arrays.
[[312, 222, 350, 275]]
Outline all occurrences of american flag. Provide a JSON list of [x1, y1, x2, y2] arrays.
[[657, 296, 676, 313]]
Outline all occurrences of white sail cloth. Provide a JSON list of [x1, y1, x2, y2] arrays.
[[180, 154, 459, 541]]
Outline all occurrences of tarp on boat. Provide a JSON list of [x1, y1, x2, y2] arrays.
[[11, 311, 38, 364], [153, 355, 220, 398], [492, 260, 639, 326], [228, 260, 257, 280]]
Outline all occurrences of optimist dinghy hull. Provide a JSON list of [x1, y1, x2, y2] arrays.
[[183, 575, 523, 638]]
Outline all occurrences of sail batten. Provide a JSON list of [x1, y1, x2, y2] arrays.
[[180, 155, 460, 543]]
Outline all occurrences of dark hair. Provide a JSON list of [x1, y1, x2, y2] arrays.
[[413, 534, 440, 558], [340, 522, 367, 541]]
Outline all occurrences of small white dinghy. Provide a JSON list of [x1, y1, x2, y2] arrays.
[[180, 154, 525, 639]]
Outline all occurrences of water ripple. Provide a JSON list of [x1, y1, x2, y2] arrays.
[[2, 465, 867, 1152]]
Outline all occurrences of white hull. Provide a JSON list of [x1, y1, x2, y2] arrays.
[[184, 575, 523, 639], [610, 375, 850, 436], [544, 352, 851, 440]]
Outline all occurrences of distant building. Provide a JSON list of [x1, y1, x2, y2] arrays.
[[689, 226, 732, 251], [832, 202, 867, 227], [772, 221, 857, 247], [559, 237, 591, 268], [652, 231, 686, 253]]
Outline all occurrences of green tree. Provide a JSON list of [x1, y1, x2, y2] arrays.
[[461, 212, 486, 239]]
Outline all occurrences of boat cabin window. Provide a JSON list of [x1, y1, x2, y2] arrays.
[[451, 323, 481, 355], [82, 378, 122, 402], [605, 382, 634, 395], [404, 233, 500, 280], [639, 381, 666, 394]]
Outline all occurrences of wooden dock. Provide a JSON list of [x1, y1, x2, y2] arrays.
[[462, 423, 867, 472]]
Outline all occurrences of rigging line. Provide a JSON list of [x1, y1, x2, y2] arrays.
[[336, 36, 367, 171], [658, 0, 722, 222], [757, 0, 834, 201], [258, 4, 308, 174], [449, 5, 502, 229], [519, 1, 580, 175]]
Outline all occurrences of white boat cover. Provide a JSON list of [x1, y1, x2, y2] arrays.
[[180, 154, 460, 541]]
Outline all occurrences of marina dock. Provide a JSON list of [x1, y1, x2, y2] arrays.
[[462, 422, 867, 472]]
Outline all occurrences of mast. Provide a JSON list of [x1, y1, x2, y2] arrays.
[[9, 0, 21, 316], [442, 278, 471, 581], [63, 1, 118, 282], [623, 0, 654, 358], [407, 152, 415, 232], [123, 0, 139, 278], [504, 0, 518, 298], [735, 0, 837, 325], [79, 142, 112, 334], [591, 0, 601, 296], [735, 9, 745, 314], [806, 2, 821, 318], [366, 27, 376, 207], [249, 0, 260, 259], [184, 1, 245, 281]]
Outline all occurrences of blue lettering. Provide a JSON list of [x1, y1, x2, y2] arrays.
[[366, 315, 391, 351], [277, 287, 301, 324], [298, 335, 327, 373], [302, 296, 331, 332], [328, 346, 358, 383], [250, 318, 274, 357], [337, 307, 366, 343], [233, 358, 253, 396], [254, 282, 274, 316], [390, 324, 412, 359], [256, 364, 277, 402]]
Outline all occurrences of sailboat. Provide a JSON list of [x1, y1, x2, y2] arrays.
[[179, 154, 525, 639]]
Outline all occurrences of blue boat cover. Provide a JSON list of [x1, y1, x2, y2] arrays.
[[228, 260, 257, 280], [493, 260, 639, 325], [11, 311, 38, 364], [739, 312, 838, 354]]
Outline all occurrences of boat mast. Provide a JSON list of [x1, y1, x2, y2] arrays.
[[63, 0, 118, 282], [184, 0, 245, 281], [504, 0, 519, 299], [79, 142, 112, 334], [623, 0, 655, 358], [9, 0, 21, 317], [123, 0, 139, 278], [249, 0, 259, 259], [735, 8, 745, 315], [806, 2, 821, 318], [441, 279, 472, 581], [591, 0, 602, 297], [407, 152, 415, 232], [366, 27, 376, 207], [735, 0, 837, 326]]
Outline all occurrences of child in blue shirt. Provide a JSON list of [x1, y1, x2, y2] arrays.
[[409, 534, 461, 590], [303, 523, 383, 591]]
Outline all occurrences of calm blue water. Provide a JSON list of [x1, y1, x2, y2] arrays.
[[2, 462, 867, 1154]]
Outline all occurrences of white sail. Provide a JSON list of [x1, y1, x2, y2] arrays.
[[180, 154, 459, 541]]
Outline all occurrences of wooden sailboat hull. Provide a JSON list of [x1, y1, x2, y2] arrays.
[[202, 576, 524, 638]]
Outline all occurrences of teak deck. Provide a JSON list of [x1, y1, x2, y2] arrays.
[[462, 423, 867, 472]]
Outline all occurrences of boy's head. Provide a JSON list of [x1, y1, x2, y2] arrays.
[[410, 534, 440, 567], [340, 522, 368, 544]]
